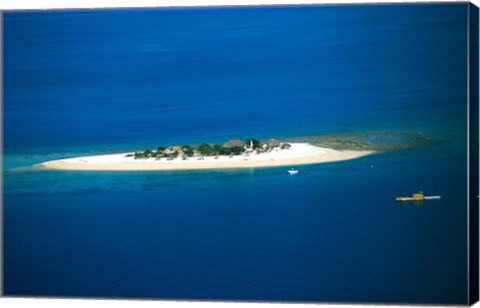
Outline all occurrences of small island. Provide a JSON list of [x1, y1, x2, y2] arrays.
[[41, 138, 373, 171]]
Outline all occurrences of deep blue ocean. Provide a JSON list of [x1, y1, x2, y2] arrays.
[[2, 4, 470, 304]]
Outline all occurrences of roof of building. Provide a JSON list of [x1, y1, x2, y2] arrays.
[[266, 138, 281, 147], [223, 139, 245, 148]]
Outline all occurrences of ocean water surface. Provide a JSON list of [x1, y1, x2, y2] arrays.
[[3, 3, 469, 304]]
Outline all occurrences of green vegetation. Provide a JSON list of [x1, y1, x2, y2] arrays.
[[182, 145, 194, 157], [130, 137, 289, 160], [133, 151, 148, 159], [227, 146, 244, 155], [213, 144, 224, 155], [246, 138, 261, 149], [198, 143, 214, 156]]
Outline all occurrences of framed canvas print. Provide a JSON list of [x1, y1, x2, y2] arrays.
[[1, 0, 479, 306]]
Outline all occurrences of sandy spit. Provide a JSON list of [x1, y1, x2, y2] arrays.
[[41, 143, 373, 171]]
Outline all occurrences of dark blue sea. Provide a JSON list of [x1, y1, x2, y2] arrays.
[[2, 3, 470, 304]]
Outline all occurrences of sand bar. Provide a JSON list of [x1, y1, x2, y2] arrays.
[[41, 143, 373, 171]]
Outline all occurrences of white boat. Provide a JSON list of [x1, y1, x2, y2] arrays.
[[287, 168, 299, 174]]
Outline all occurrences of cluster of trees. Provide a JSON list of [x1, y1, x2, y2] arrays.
[[129, 138, 263, 160], [246, 138, 261, 150], [130, 147, 180, 160], [196, 143, 245, 156]]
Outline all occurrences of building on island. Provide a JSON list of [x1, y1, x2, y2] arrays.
[[266, 139, 281, 148], [223, 139, 246, 148], [171, 146, 182, 153]]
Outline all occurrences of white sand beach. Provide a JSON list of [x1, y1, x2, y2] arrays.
[[41, 143, 373, 171]]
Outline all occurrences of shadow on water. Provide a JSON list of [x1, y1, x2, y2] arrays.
[[285, 131, 439, 152], [3, 164, 46, 175]]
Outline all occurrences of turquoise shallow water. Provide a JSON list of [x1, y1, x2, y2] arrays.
[[2, 3, 470, 304]]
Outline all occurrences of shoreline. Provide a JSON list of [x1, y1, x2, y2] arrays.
[[40, 143, 373, 171]]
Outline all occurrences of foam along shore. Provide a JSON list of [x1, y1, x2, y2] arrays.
[[41, 143, 373, 171]]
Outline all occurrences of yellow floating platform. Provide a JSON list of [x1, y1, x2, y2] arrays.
[[395, 191, 442, 202], [396, 192, 425, 202]]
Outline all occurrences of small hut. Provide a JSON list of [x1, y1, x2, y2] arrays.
[[171, 146, 182, 153], [223, 139, 245, 148], [163, 148, 174, 155], [266, 139, 281, 148]]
